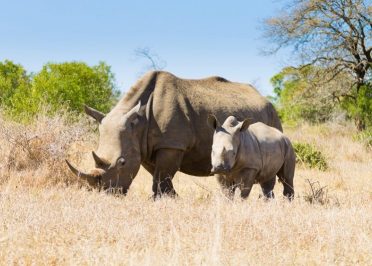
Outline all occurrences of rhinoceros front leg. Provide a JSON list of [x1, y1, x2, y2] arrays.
[[152, 148, 184, 198], [236, 169, 258, 199], [216, 174, 238, 200], [260, 178, 276, 199]]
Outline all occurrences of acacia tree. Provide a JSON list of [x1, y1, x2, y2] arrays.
[[264, 0, 371, 129]]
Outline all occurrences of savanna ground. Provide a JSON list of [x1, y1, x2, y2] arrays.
[[0, 113, 371, 265]]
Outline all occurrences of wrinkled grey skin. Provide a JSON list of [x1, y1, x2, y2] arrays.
[[209, 115, 295, 200], [66, 71, 283, 197]]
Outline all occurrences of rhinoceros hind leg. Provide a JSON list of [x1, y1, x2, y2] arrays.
[[260, 178, 276, 199], [277, 159, 295, 200], [152, 148, 184, 198]]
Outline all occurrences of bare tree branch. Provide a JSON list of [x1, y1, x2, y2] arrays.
[[134, 47, 167, 71], [263, 0, 372, 92]]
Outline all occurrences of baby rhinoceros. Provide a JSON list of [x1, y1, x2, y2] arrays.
[[208, 115, 295, 200]]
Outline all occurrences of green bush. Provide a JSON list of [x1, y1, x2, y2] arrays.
[[293, 142, 328, 171], [0, 60, 31, 107], [0, 60, 120, 122], [341, 83, 372, 130]]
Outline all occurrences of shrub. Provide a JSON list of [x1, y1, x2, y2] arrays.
[[293, 142, 328, 171], [303, 179, 342, 207], [303, 179, 329, 205]]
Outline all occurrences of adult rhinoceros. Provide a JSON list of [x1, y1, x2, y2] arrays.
[[66, 71, 282, 197]]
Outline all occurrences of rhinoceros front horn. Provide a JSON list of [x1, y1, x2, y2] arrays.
[[65, 160, 98, 184], [84, 105, 105, 123]]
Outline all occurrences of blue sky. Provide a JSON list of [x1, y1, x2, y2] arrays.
[[1, 0, 290, 96]]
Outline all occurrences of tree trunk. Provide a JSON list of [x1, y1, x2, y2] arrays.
[[355, 115, 366, 131]]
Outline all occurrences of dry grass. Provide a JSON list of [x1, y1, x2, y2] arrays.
[[0, 115, 371, 265]]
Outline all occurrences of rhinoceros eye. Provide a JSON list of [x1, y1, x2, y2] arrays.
[[117, 157, 126, 167]]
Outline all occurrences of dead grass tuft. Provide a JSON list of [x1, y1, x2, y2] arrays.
[[0, 111, 96, 187]]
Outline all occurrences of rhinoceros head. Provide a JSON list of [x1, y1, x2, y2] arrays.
[[66, 102, 145, 194], [208, 115, 250, 174]]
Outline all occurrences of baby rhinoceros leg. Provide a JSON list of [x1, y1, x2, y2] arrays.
[[236, 169, 258, 199], [260, 178, 276, 199]]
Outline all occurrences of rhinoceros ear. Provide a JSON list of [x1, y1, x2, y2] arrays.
[[207, 115, 220, 130], [84, 105, 105, 123]]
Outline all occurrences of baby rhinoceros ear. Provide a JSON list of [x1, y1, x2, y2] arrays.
[[237, 118, 251, 132], [207, 115, 220, 130]]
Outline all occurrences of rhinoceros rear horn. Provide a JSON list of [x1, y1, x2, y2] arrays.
[[65, 160, 98, 184], [92, 151, 110, 168], [84, 105, 105, 123]]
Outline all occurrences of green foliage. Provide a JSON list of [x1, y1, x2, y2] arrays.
[[293, 142, 328, 171], [341, 83, 372, 129], [0, 60, 31, 107], [0, 60, 120, 122], [270, 66, 335, 125], [270, 66, 372, 129]]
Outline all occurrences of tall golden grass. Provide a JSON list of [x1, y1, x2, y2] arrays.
[[0, 113, 371, 265]]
